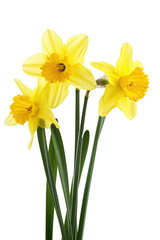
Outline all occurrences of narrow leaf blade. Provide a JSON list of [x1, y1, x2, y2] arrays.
[[51, 124, 73, 240], [77, 117, 105, 240], [51, 124, 70, 208], [80, 130, 90, 179], [37, 127, 67, 240]]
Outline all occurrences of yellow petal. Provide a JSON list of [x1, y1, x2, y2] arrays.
[[5, 113, 17, 126], [14, 79, 33, 97], [65, 34, 88, 65], [47, 81, 69, 109], [91, 62, 119, 85], [116, 43, 133, 76], [28, 116, 39, 149], [70, 63, 96, 90], [38, 107, 60, 129], [118, 95, 137, 120], [33, 79, 49, 104], [98, 84, 122, 117], [132, 61, 144, 70], [23, 53, 46, 78], [42, 29, 63, 56]]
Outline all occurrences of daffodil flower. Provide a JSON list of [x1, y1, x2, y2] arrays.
[[23, 30, 97, 108], [91, 43, 149, 119], [5, 79, 59, 148]]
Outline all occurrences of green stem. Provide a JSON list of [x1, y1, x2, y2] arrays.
[[71, 91, 90, 238], [45, 136, 57, 240], [77, 116, 105, 240], [37, 127, 67, 240], [75, 89, 80, 164], [64, 129, 90, 236]]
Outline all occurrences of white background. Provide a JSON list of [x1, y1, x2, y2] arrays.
[[0, 0, 160, 239]]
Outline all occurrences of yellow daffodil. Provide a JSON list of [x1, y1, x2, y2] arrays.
[[91, 43, 149, 119], [5, 79, 59, 149], [23, 29, 97, 108]]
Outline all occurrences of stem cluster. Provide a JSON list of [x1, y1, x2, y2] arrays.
[[37, 89, 105, 240]]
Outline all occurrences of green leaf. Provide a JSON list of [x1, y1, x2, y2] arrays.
[[37, 127, 67, 240], [80, 130, 90, 180], [46, 136, 57, 240], [51, 124, 70, 209], [77, 116, 105, 240], [51, 124, 73, 240]]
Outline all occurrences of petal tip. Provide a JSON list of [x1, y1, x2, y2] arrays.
[[28, 137, 33, 149], [120, 42, 133, 56], [79, 34, 88, 41], [45, 29, 53, 33], [127, 115, 136, 120], [122, 42, 132, 48], [14, 78, 20, 85], [5, 113, 17, 126], [93, 81, 97, 89], [90, 62, 99, 69]]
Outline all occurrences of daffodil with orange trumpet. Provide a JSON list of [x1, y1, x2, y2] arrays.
[[5, 79, 59, 148], [91, 43, 149, 119], [23, 29, 97, 108]]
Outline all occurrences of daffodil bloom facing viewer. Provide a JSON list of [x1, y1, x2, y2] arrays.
[[23, 30, 97, 108], [91, 43, 149, 119], [5, 79, 59, 149]]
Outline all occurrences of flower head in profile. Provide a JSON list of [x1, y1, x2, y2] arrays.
[[23, 29, 97, 108], [91, 43, 149, 119], [5, 79, 59, 148]]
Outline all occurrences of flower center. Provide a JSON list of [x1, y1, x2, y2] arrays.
[[119, 67, 149, 101], [57, 63, 66, 72], [10, 95, 38, 125], [41, 53, 71, 83]]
